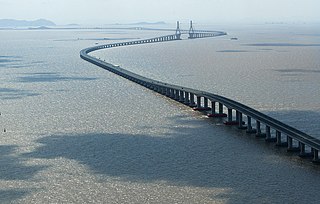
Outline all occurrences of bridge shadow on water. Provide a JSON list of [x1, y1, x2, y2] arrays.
[[16, 72, 97, 83], [22, 115, 320, 203], [0, 145, 45, 203], [0, 190, 30, 203]]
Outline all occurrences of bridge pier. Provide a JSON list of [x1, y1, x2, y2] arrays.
[[298, 142, 313, 158], [255, 121, 266, 138], [194, 96, 201, 109], [265, 125, 276, 142], [224, 109, 243, 126], [287, 136, 299, 152], [193, 96, 211, 111], [246, 116, 256, 133], [224, 108, 237, 125], [209, 101, 216, 115], [219, 103, 224, 114], [165, 88, 170, 97], [188, 93, 196, 107], [207, 101, 227, 117], [204, 98, 209, 109], [160, 86, 166, 95], [313, 149, 320, 163], [172, 89, 177, 99], [275, 131, 287, 146], [179, 90, 185, 102], [156, 86, 161, 93], [184, 92, 190, 105], [238, 112, 246, 129], [174, 89, 180, 100], [228, 108, 232, 122], [193, 96, 208, 111]]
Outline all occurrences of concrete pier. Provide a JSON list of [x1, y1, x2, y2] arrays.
[[189, 93, 196, 107], [184, 92, 190, 105], [237, 112, 246, 129], [256, 121, 265, 138], [179, 90, 184, 102], [313, 149, 320, 163], [265, 125, 276, 142], [193, 96, 211, 111], [207, 101, 227, 117], [246, 116, 256, 133], [287, 136, 299, 152]]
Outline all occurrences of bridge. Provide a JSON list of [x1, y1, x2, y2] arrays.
[[80, 22, 320, 165]]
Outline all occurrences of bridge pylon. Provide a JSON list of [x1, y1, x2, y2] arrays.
[[188, 20, 195, 39], [175, 21, 181, 40]]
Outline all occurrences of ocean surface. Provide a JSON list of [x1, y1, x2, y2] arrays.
[[1, 24, 320, 203]]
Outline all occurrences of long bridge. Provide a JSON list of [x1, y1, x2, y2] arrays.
[[80, 21, 320, 164]]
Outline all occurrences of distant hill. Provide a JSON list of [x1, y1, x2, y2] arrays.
[[130, 21, 166, 25], [112, 21, 167, 26], [65, 24, 80, 27], [0, 19, 56, 27]]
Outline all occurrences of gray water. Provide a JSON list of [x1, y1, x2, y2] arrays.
[[1, 25, 320, 203]]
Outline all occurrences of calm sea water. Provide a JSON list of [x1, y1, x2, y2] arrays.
[[1, 24, 320, 203]]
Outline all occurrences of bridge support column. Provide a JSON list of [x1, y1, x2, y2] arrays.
[[170, 89, 175, 98], [299, 143, 313, 158], [211, 101, 216, 114], [256, 121, 265, 138], [208, 101, 227, 118], [224, 108, 239, 125], [228, 108, 232, 122], [189, 93, 196, 107], [153, 85, 158, 92], [204, 98, 208, 109], [159, 87, 164, 94], [235, 111, 240, 122], [287, 136, 299, 152], [246, 116, 256, 133], [265, 125, 276, 142], [275, 131, 286, 146], [197, 96, 201, 109], [238, 112, 246, 129], [184, 92, 190, 104], [193, 96, 210, 111], [179, 90, 184, 102], [299, 142, 308, 157], [166, 88, 170, 97], [197, 96, 201, 108], [175, 90, 180, 100], [161, 87, 166, 95], [287, 136, 293, 149], [219, 103, 223, 114], [313, 149, 320, 164], [207, 101, 217, 117]]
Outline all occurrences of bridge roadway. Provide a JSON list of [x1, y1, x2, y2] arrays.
[[80, 30, 320, 164]]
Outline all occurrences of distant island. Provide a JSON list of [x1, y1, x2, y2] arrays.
[[0, 19, 56, 27], [130, 21, 166, 25], [113, 21, 166, 26]]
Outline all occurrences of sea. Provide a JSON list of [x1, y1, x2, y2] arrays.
[[0, 23, 320, 203]]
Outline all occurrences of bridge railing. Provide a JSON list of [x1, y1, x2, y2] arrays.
[[80, 31, 320, 164]]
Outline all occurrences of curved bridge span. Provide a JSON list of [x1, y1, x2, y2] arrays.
[[80, 28, 320, 164]]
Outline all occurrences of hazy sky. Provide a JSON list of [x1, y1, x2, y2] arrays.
[[0, 0, 319, 25]]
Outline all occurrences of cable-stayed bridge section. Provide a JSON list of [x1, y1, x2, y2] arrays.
[[80, 22, 320, 165]]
